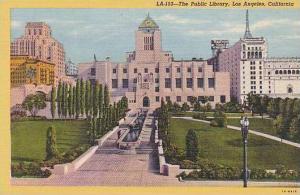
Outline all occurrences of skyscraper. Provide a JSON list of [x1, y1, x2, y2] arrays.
[[11, 22, 66, 83]]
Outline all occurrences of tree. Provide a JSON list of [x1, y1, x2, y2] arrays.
[[68, 84, 73, 118], [104, 85, 110, 111], [62, 83, 68, 118], [50, 86, 56, 119], [57, 81, 62, 118], [22, 93, 46, 117], [185, 129, 199, 162], [80, 78, 85, 116], [93, 82, 100, 117], [181, 102, 190, 112], [290, 115, 300, 141], [98, 84, 103, 118], [260, 95, 269, 118], [189, 96, 198, 107], [75, 79, 81, 118], [267, 98, 281, 118], [72, 86, 76, 118], [85, 80, 91, 117], [46, 126, 59, 160], [211, 106, 227, 127]]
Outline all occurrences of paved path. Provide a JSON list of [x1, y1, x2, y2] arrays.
[[172, 117, 300, 149]]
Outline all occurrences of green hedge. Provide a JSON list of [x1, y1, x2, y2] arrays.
[[178, 159, 300, 181], [11, 162, 51, 178]]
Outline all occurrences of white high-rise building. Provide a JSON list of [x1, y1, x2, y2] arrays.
[[216, 10, 300, 102]]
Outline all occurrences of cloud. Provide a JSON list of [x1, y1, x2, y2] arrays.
[[251, 18, 300, 30], [11, 20, 23, 28], [188, 24, 244, 36], [277, 34, 300, 40], [156, 14, 208, 25]]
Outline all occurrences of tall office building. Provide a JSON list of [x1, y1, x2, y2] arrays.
[[11, 22, 66, 82]]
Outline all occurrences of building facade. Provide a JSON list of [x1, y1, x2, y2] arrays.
[[11, 22, 66, 82], [78, 15, 230, 109], [10, 55, 55, 87], [66, 59, 78, 76], [215, 10, 300, 103]]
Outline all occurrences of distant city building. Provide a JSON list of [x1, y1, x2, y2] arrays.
[[78, 14, 230, 109], [11, 22, 66, 83], [211, 10, 300, 103], [10, 55, 55, 87], [66, 59, 78, 76]]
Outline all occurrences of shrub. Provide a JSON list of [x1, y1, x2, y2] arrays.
[[181, 103, 190, 112], [46, 126, 59, 160], [192, 113, 207, 120], [11, 162, 51, 178], [185, 129, 199, 162], [180, 160, 198, 169]]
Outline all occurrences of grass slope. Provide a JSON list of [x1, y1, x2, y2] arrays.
[[169, 118, 300, 171], [227, 118, 276, 136], [11, 120, 89, 163]]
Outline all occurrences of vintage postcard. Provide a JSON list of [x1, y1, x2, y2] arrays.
[[0, 0, 300, 195]]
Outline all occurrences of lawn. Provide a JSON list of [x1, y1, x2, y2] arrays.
[[171, 111, 250, 118], [169, 118, 300, 171], [11, 120, 89, 163], [227, 118, 276, 136]]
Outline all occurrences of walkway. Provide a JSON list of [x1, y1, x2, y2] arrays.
[[172, 116, 300, 148]]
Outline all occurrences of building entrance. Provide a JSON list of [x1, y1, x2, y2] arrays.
[[143, 96, 150, 107]]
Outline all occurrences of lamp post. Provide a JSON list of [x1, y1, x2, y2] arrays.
[[240, 116, 249, 188]]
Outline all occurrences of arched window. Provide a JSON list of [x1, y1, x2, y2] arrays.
[[283, 70, 287, 74], [296, 70, 300, 74], [275, 70, 279, 74], [288, 70, 291, 74], [292, 70, 295, 74], [279, 70, 282, 74]]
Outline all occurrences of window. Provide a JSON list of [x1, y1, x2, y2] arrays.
[[166, 96, 171, 101], [134, 68, 137, 73], [155, 68, 159, 73], [166, 68, 170, 73], [208, 96, 214, 102], [144, 68, 148, 73], [112, 79, 118, 88], [122, 79, 128, 88], [123, 68, 127, 73], [176, 96, 181, 102], [155, 78, 159, 83], [133, 78, 137, 83], [91, 68, 96, 76], [186, 78, 193, 88], [155, 87, 159, 92], [165, 78, 171, 88], [208, 78, 215, 88], [175, 78, 182, 88], [197, 78, 204, 88], [198, 67, 202, 72], [187, 96, 193, 103], [113, 69, 117, 74], [220, 95, 226, 103], [177, 68, 180, 73], [156, 96, 160, 102], [187, 67, 191, 72]]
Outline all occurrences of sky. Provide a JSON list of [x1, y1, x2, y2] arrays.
[[11, 9, 300, 64]]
